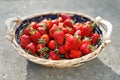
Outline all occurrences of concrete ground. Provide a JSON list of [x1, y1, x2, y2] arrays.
[[0, 0, 120, 80]]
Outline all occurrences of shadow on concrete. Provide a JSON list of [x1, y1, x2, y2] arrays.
[[26, 58, 120, 80]]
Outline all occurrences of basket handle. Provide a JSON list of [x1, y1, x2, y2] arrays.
[[95, 16, 112, 44], [5, 17, 22, 41]]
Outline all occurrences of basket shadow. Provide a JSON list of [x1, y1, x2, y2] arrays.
[[26, 58, 120, 80]]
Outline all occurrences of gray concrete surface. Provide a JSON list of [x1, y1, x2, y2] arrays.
[[0, 0, 120, 80]]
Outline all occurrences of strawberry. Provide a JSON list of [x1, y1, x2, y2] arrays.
[[82, 22, 92, 37], [36, 44, 49, 58], [37, 27, 47, 35], [37, 19, 53, 30], [36, 44, 45, 52], [64, 34, 80, 51], [48, 40, 56, 50], [57, 17, 63, 22], [61, 13, 71, 22], [25, 42, 36, 55], [53, 30, 65, 45], [80, 43, 94, 55], [39, 34, 50, 44], [30, 22, 38, 29], [20, 34, 31, 48], [73, 22, 83, 31], [49, 24, 58, 38], [91, 33, 100, 45], [51, 19, 59, 25], [80, 37, 91, 47], [69, 50, 82, 58], [63, 27, 75, 35], [65, 52, 70, 59], [49, 51, 60, 60], [63, 27, 69, 34], [63, 19, 73, 28], [24, 26, 33, 36], [30, 30, 41, 43], [74, 30, 82, 37], [58, 45, 66, 54]]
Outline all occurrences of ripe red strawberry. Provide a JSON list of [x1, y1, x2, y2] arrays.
[[20, 34, 31, 48], [73, 22, 83, 31], [49, 24, 58, 38], [39, 34, 50, 44], [62, 27, 75, 35], [91, 33, 100, 45], [30, 30, 41, 43], [25, 42, 36, 55], [37, 27, 47, 35], [69, 50, 82, 58], [61, 13, 71, 22], [37, 19, 53, 30], [24, 26, 33, 36], [80, 37, 91, 47], [63, 27, 69, 34], [64, 34, 80, 51], [57, 17, 63, 22], [80, 43, 94, 55], [36, 44, 45, 52], [48, 40, 56, 50], [36, 44, 49, 58], [49, 51, 60, 60], [63, 19, 73, 28], [65, 52, 70, 59], [53, 30, 65, 45], [74, 30, 82, 37], [51, 19, 59, 25], [82, 23, 92, 37], [30, 22, 38, 29], [58, 45, 66, 54]]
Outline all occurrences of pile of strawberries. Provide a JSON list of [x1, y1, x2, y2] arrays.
[[20, 14, 100, 60]]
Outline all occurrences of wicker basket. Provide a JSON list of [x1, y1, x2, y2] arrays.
[[5, 12, 112, 68]]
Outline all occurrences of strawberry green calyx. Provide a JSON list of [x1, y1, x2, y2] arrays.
[[43, 23, 47, 29], [67, 27, 72, 31], [92, 22, 97, 32], [84, 37, 92, 41], [39, 47, 49, 53], [38, 38, 46, 44], [30, 29, 37, 34], [88, 45, 95, 51], [74, 34, 81, 40], [39, 47, 49, 59]]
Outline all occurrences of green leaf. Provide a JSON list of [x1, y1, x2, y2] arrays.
[[92, 22, 97, 32]]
